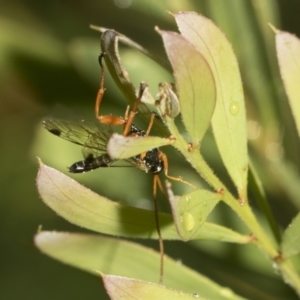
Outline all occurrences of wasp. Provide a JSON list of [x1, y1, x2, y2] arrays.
[[43, 52, 194, 284]]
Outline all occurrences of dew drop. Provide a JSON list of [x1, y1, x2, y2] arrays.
[[181, 212, 195, 232], [272, 262, 280, 275], [229, 101, 239, 116], [176, 259, 182, 266]]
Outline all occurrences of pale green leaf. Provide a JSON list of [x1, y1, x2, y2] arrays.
[[168, 187, 221, 241], [107, 134, 174, 159], [207, 2, 280, 130], [159, 29, 216, 145], [36, 160, 250, 243], [36, 159, 173, 239], [35, 231, 247, 300], [275, 29, 300, 138], [103, 275, 204, 300], [281, 212, 300, 259], [175, 12, 248, 200]]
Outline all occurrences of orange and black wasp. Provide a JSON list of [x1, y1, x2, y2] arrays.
[[43, 53, 194, 284]]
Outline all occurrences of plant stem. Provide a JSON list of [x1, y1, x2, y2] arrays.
[[166, 117, 300, 294]]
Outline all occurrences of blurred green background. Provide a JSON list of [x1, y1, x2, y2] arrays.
[[1, 0, 300, 299]]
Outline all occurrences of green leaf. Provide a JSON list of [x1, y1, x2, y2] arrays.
[[0, 18, 67, 68], [159, 29, 216, 145], [107, 134, 174, 159], [35, 231, 247, 300], [275, 28, 300, 139], [100, 30, 168, 136], [168, 187, 221, 241], [175, 12, 248, 201], [36, 159, 172, 239], [103, 275, 204, 300], [36, 160, 250, 243], [281, 212, 300, 259], [90, 25, 171, 72]]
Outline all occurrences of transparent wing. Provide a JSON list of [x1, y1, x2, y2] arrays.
[[43, 119, 136, 169], [43, 119, 114, 158]]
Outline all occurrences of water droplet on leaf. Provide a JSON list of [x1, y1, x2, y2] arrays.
[[181, 212, 195, 232], [229, 101, 239, 116]]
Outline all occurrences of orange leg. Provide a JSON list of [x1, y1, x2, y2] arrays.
[[95, 53, 126, 126], [95, 54, 149, 136], [159, 152, 196, 189], [122, 82, 148, 136]]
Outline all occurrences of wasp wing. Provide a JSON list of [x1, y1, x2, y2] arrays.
[[43, 119, 136, 171], [43, 119, 113, 156]]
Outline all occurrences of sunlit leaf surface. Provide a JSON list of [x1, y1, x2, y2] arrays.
[[175, 12, 248, 200], [168, 187, 221, 241], [281, 212, 300, 258], [107, 134, 174, 160], [36, 160, 249, 243], [35, 231, 246, 300], [103, 275, 204, 300], [275, 29, 300, 138], [160, 30, 216, 145]]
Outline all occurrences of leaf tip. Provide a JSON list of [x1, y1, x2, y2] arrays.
[[95, 270, 104, 278], [166, 10, 174, 17], [36, 224, 43, 234], [89, 24, 101, 32], [36, 157, 44, 168], [268, 23, 279, 34], [154, 26, 162, 36]]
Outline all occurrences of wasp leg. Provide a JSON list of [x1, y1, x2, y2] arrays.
[[145, 113, 156, 136], [122, 82, 148, 136], [153, 174, 165, 285], [159, 152, 196, 189], [95, 53, 126, 126]]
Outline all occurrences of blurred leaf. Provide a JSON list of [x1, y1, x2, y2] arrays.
[[252, 0, 280, 76], [159, 30, 216, 146], [281, 212, 300, 259], [36, 160, 250, 243], [68, 38, 100, 85], [275, 29, 300, 139], [0, 17, 67, 68], [35, 231, 247, 300], [175, 12, 248, 201], [168, 186, 221, 241], [103, 275, 204, 300], [248, 161, 281, 244], [132, 1, 199, 21], [107, 134, 174, 159], [270, 160, 300, 210]]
